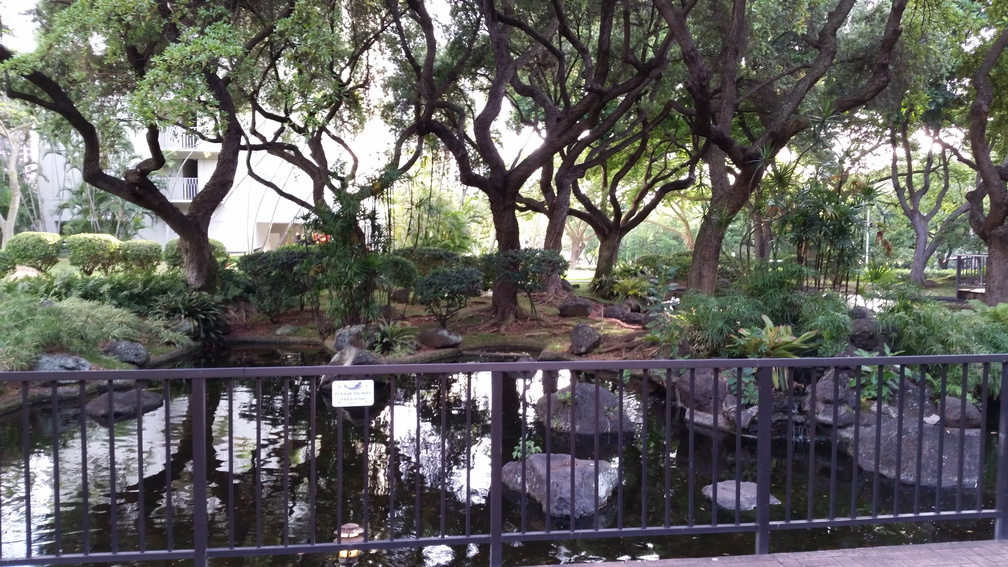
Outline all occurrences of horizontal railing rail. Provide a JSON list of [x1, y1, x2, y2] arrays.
[[1, 355, 1006, 566]]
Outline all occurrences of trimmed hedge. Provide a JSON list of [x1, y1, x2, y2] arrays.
[[235, 246, 313, 318], [119, 240, 163, 273], [4, 232, 63, 272], [163, 238, 228, 269], [0, 249, 13, 278], [66, 233, 121, 276], [393, 247, 460, 276]]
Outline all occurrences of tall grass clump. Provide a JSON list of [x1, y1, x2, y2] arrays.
[[797, 291, 852, 356], [0, 293, 189, 371], [647, 291, 764, 357]]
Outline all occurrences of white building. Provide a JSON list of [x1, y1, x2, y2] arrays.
[[34, 126, 319, 254]]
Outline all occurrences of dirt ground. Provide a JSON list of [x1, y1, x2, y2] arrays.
[[225, 294, 656, 360]]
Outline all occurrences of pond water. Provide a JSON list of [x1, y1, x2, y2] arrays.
[[0, 347, 998, 566]]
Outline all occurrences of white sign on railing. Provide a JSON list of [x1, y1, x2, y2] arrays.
[[330, 379, 375, 407]]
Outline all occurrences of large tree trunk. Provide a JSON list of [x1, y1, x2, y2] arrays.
[[593, 231, 621, 281], [177, 226, 219, 292], [984, 226, 1008, 306], [908, 220, 930, 286], [489, 191, 520, 325], [541, 170, 570, 298], [686, 175, 754, 294]]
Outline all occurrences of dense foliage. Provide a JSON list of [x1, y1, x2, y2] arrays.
[[414, 267, 484, 328], [4, 231, 62, 272]]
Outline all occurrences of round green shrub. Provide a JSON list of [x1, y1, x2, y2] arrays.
[[4, 232, 63, 272], [393, 247, 460, 276], [119, 239, 163, 273], [0, 249, 14, 278], [163, 237, 228, 269], [65, 233, 121, 276]]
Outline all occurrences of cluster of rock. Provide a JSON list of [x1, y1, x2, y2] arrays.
[[672, 306, 986, 489], [502, 382, 633, 521]]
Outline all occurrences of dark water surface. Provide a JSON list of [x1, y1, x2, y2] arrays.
[[0, 347, 997, 566]]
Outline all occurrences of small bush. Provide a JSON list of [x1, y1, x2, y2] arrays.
[[414, 267, 483, 328], [646, 291, 764, 357], [151, 290, 229, 345], [738, 261, 809, 326], [482, 249, 568, 315], [236, 246, 313, 319], [65, 233, 121, 276], [163, 237, 228, 269], [4, 232, 63, 272], [119, 239, 163, 273]]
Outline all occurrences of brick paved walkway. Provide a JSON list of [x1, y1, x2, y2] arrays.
[[524, 540, 1008, 566]]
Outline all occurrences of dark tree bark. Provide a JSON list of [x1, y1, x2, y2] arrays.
[[962, 28, 1008, 305], [654, 0, 908, 295], [387, 0, 672, 325]]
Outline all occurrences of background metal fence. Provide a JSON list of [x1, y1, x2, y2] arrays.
[[1, 356, 1006, 566]]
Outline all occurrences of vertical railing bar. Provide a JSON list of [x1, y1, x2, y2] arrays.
[[283, 379, 291, 546], [520, 370, 529, 534], [977, 364, 991, 513], [893, 365, 907, 517], [914, 365, 928, 513], [51, 384, 62, 556], [440, 372, 448, 537], [806, 369, 820, 523], [847, 367, 860, 521], [957, 363, 969, 514], [107, 379, 118, 553], [337, 377, 346, 546], [936, 365, 948, 508], [734, 367, 743, 527], [191, 376, 208, 567], [79, 380, 91, 555], [616, 368, 625, 530], [228, 377, 236, 548], [831, 365, 844, 522], [544, 370, 553, 535], [363, 388, 372, 544], [309, 375, 318, 544], [594, 374, 601, 531], [784, 366, 796, 524], [164, 378, 174, 551], [414, 372, 422, 539], [688, 369, 696, 527], [464, 372, 472, 537], [871, 364, 884, 519], [711, 368, 720, 529], [363, 401, 372, 544], [994, 361, 1008, 539], [640, 370, 649, 530], [569, 372, 577, 532], [490, 370, 504, 567], [755, 366, 773, 555], [388, 377, 397, 542], [20, 383, 31, 559], [664, 369, 673, 528], [135, 385, 146, 552], [255, 376, 263, 547]]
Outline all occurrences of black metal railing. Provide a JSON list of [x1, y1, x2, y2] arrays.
[[956, 254, 987, 299], [1, 356, 1007, 566]]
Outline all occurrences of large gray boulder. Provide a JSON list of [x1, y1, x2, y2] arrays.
[[850, 316, 887, 352], [848, 419, 982, 488], [102, 341, 150, 367], [672, 368, 730, 415], [569, 323, 602, 355], [536, 382, 635, 435], [332, 324, 373, 351], [501, 453, 618, 518], [602, 304, 630, 320], [417, 327, 462, 349], [320, 346, 381, 388], [939, 396, 982, 428], [557, 297, 595, 317], [35, 354, 92, 375], [86, 390, 164, 425], [702, 480, 781, 512]]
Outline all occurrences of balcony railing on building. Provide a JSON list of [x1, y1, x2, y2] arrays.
[[158, 127, 199, 151], [162, 176, 199, 202]]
